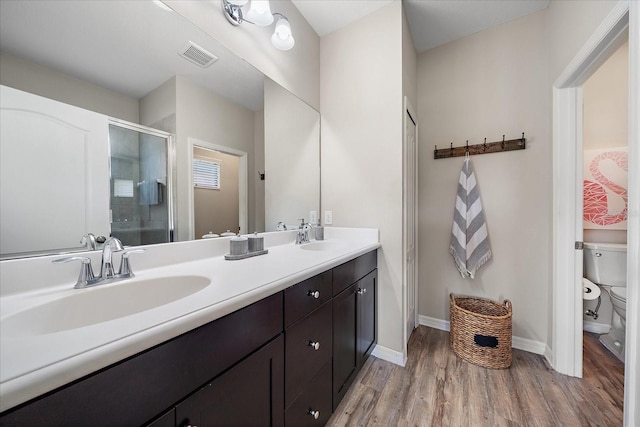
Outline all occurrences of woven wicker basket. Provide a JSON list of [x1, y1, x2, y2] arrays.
[[449, 293, 512, 369]]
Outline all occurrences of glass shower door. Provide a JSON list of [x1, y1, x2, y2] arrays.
[[109, 120, 173, 246]]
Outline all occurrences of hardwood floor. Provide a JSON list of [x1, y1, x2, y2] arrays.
[[327, 327, 624, 427]]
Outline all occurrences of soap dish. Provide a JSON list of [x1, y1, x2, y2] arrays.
[[224, 249, 269, 261]]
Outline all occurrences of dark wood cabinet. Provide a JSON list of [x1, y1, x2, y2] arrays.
[[1, 250, 378, 427], [176, 334, 284, 427], [0, 293, 283, 427], [357, 270, 377, 366], [285, 362, 332, 427], [332, 282, 358, 408], [285, 301, 332, 407], [332, 254, 377, 411]]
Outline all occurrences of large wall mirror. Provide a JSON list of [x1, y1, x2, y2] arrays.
[[0, 0, 320, 259]]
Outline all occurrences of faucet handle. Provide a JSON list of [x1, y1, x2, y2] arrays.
[[117, 249, 145, 278], [53, 256, 95, 288]]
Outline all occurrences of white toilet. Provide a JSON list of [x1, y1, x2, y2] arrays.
[[584, 242, 627, 362]]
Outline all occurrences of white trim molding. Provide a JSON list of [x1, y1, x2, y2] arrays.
[[371, 344, 406, 367], [623, 2, 639, 425], [418, 316, 547, 356], [583, 321, 611, 335]]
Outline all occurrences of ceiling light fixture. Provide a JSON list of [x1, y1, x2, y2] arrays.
[[221, 0, 295, 50]]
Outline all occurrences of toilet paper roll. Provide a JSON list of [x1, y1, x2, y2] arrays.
[[583, 277, 601, 300]]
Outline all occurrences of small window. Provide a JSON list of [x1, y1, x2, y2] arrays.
[[114, 179, 134, 197], [193, 158, 221, 189]]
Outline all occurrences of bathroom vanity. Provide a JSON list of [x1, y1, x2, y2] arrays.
[[0, 228, 379, 426]]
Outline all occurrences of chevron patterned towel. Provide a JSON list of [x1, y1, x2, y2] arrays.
[[449, 156, 492, 279]]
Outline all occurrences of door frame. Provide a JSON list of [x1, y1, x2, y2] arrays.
[[552, 1, 638, 424], [402, 96, 419, 353], [187, 137, 248, 239]]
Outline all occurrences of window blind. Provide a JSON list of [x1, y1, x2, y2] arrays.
[[193, 158, 221, 189]]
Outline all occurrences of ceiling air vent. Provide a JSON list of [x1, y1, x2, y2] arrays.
[[179, 41, 218, 68]]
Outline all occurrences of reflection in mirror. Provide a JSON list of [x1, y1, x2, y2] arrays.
[[265, 78, 321, 230], [0, 0, 319, 259], [0, 85, 110, 258], [109, 121, 173, 247]]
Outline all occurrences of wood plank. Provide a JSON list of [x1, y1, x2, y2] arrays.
[[327, 327, 624, 427]]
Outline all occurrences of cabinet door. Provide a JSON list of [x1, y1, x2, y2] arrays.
[[357, 269, 377, 367], [332, 283, 357, 410], [176, 335, 284, 427]]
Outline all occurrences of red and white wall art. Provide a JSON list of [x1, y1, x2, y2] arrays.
[[583, 147, 628, 230]]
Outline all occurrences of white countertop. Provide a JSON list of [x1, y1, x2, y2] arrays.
[[0, 227, 379, 412]]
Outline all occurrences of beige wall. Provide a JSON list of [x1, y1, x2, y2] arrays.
[[321, 1, 406, 356], [402, 7, 418, 112], [175, 76, 257, 240], [584, 41, 629, 151], [165, 0, 320, 110], [193, 148, 240, 237], [417, 11, 550, 345], [0, 52, 139, 123], [547, 1, 621, 84], [264, 77, 320, 230]]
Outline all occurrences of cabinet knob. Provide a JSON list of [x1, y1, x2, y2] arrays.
[[357, 287, 367, 295], [307, 290, 320, 299], [308, 409, 320, 419], [308, 340, 320, 351]]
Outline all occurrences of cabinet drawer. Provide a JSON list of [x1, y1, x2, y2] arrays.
[[285, 361, 332, 427], [285, 301, 332, 406], [285, 270, 332, 328], [333, 250, 377, 295]]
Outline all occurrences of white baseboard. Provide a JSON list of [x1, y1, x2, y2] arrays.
[[371, 344, 406, 367], [583, 320, 610, 334], [418, 315, 546, 355]]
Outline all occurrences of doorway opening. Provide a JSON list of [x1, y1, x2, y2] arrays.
[[188, 138, 248, 239], [552, 2, 638, 424]]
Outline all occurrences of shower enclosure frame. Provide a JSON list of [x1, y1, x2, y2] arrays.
[[108, 118, 175, 245]]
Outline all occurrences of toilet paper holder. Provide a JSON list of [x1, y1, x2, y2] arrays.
[[585, 295, 601, 320]]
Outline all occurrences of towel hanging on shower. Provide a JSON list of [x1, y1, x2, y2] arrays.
[[449, 155, 492, 279]]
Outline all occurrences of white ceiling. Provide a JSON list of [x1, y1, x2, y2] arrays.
[[0, 0, 264, 110], [0, 0, 551, 109], [291, 0, 550, 52]]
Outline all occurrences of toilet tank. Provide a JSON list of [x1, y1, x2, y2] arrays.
[[583, 242, 627, 287]]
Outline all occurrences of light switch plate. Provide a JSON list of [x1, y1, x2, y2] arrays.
[[324, 210, 333, 225], [310, 211, 318, 225]]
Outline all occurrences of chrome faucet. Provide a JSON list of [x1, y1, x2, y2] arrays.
[[80, 233, 97, 250], [276, 221, 287, 231], [100, 237, 124, 279], [53, 237, 145, 289], [295, 220, 313, 245]]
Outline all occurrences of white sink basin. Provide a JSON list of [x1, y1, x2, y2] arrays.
[[2, 276, 211, 335], [299, 241, 346, 251]]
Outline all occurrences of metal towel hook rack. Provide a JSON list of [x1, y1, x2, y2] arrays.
[[434, 132, 526, 159]]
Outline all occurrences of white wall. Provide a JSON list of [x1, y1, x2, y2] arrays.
[[264, 78, 320, 230], [165, 0, 320, 111], [417, 11, 550, 348], [175, 76, 257, 240], [321, 2, 406, 358], [0, 52, 139, 123]]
